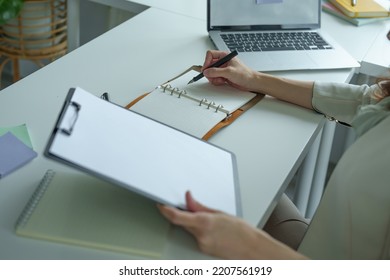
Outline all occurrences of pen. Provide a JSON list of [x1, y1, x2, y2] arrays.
[[351, 0, 357, 6], [187, 50, 238, 84]]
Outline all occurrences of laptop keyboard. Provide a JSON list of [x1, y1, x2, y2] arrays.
[[220, 31, 333, 52]]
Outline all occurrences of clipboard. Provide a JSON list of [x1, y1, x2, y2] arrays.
[[45, 87, 241, 216]]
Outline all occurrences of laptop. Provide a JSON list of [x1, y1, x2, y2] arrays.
[[207, 0, 359, 72]]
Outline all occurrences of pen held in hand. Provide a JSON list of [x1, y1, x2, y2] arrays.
[[187, 50, 238, 84]]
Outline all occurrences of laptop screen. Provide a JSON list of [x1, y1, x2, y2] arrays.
[[208, 0, 320, 30]]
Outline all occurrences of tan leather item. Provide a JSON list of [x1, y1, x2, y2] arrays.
[[125, 66, 264, 140]]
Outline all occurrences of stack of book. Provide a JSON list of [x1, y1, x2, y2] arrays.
[[323, 0, 390, 26]]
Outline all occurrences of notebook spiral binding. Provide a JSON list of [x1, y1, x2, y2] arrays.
[[158, 84, 230, 115], [15, 170, 56, 230]]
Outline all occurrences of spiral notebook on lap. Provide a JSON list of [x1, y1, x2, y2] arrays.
[[45, 87, 241, 217], [15, 170, 170, 258]]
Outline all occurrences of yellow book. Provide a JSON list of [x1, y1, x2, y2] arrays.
[[15, 170, 170, 258], [330, 0, 389, 17]]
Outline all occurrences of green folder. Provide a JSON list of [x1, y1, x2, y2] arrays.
[[15, 170, 170, 258]]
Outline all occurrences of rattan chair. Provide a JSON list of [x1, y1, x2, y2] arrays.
[[0, 0, 67, 87]]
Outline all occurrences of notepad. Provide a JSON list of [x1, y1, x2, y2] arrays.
[[15, 170, 171, 258], [129, 70, 257, 139], [0, 132, 37, 178], [329, 0, 389, 18]]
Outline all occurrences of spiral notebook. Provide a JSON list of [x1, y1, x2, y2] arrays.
[[45, 87, 241, 216], [15, 170, 170, 258], [127, 67, 262, 140]]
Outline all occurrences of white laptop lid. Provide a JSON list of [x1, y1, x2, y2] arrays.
[[207, 0, 359, 72]]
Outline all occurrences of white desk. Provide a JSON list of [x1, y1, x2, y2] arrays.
[[1, 3, 388, 259]]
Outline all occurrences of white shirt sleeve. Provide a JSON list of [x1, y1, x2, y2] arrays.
[[312, 82, 379, 125]]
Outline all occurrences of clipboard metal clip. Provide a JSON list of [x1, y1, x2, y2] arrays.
[[60, 101, 81, 136]]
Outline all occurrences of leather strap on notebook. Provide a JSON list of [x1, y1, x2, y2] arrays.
[[201, 93, 264, 141], [125, 93, 149, 109]]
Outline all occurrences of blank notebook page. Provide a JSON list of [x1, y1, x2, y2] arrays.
[[130, 70, 256, 138]]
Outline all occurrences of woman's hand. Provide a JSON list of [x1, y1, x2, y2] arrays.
[[201, 50, 259, 92], [200, 50, 314, 109], [157, 191, 306, 260]]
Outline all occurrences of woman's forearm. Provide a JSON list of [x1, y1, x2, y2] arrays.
[[251, 72, 314, 110]]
